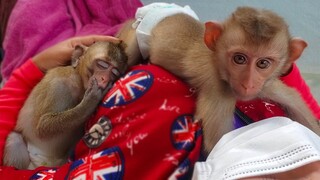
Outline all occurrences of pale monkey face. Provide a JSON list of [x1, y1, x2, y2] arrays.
[[217, 30, 285, 101]]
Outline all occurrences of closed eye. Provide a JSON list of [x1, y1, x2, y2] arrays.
[[112, 68, 121, 77], [97, 60, 110, 69]]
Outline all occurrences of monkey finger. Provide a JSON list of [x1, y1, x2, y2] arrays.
[[102, 82, 114, 96], [84, 77, 104, 101], [86, 77, 98, 93]]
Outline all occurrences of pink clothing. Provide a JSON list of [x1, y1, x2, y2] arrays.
[[1, 0, 143, 82], [281, 64, 320, 119]]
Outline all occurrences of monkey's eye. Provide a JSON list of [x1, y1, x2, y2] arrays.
[[97, 60, 110, 69], [256, 59, 271, 69], [112, 68, 121, 77], [233, 54, 247, 64]]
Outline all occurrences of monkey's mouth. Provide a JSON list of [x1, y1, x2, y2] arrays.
[[237, 95, 256, 101], [232, 89, 257, 101]]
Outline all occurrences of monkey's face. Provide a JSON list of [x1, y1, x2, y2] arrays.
[[225, 51, 280, 101], [78, 42, 128, 90], [86, 59, 122, 90], [217, 35, 287, 101]]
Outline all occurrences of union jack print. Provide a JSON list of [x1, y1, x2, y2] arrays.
[[66, 147, 124, 180], [103, 70, 153, 107], [168, 159, 191, 180], [171, 115, 201, 151], [30, 168, 57, 180]]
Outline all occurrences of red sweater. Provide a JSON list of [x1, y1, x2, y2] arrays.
[[0, 60, 318, 179], [0, 60, 202, 179], [281, 64, 320, 119]]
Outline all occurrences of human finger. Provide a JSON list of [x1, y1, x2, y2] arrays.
[[69, 35, 120, 48]]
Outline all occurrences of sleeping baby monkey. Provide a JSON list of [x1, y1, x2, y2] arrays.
[[4, 41, 128, 169]]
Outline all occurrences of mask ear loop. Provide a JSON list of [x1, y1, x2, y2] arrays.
[[234, 107, 254, 125]]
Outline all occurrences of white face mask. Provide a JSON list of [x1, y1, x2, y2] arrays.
[[132, 2, 199, 59], [193, 117, 320, 180]]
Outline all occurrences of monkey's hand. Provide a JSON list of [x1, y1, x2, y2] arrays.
[[36, 77, 106, 138], [83, 77, 106, 107]]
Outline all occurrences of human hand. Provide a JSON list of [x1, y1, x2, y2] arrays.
[[32, 35, 119, 72]]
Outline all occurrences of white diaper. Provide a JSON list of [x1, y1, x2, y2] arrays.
[[133, 2, 199, 59], [27, 143, 66, 169]]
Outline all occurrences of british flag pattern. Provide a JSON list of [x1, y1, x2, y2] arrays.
[[30, 168, 57, 180], [169, 159, 191, 180], [171, 115, 201, 151], [102, 70, 153, 107], [66, 147, 124, 180]]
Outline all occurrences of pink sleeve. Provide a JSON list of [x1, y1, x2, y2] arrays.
[[0, 59, 44, 165], [280, 63, 320, 119]]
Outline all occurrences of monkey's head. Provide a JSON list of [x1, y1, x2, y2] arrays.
[[116, 19, 144, 66], [71, 41, 128, 90], [203, 6, 307, 101]]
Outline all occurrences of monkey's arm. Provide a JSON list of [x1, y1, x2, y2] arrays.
[[261, 79, 320, 135], [197, 83, 236, 154], [36, 78, 105, 138], [0, 59, 44, 165], [280, 63, 320, 119]]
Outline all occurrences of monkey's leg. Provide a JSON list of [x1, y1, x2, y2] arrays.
[[261, 79, 320, 135], [4, 132, 30, 169], [36, 78, 105, 138]]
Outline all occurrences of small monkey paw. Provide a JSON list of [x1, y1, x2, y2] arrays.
[[84, 77, 104, 103]]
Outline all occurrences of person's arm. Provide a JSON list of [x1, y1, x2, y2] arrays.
[[0, 35, 119, 165], [0, 59, 44, 165], [280, 63, 320, 119]]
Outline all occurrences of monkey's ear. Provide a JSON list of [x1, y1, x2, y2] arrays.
[[204, 21, 223, 51], [72, 45, 88, 67], [288, 37, 308, 63]]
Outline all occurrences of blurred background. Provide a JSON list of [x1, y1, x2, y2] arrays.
[[141, 0, 320, 102]]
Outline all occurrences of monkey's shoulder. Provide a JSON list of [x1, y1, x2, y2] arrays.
[[47, 65, 75, 74], [154, 13, 204, 39], [45, 66, 79, 79], [39, 66, 82, 90]]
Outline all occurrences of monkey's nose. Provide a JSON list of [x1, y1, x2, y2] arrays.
[[240, 84, 257, 98], [98, 76, 110, 89], [241, 83, 255, 90]]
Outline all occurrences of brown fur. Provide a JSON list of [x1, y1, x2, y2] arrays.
[[118, 6, 320, 155], [115, 19, 143, 66], [153, 8, 320, 154], [4, 41, 128, 169]]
